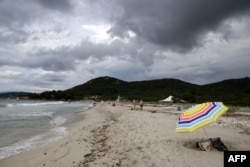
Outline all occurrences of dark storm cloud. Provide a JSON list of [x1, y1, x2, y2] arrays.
[[0, 0, 72, 26], [24, 49, 76, 71], [21, 37, 155, 72], [109, 0, 250, 52], [0, 28, 29, 44], [0, 0, 71, 35], [23, 41, 118, 71], [0, 0, 56, 45], [37, 0, 72, 12], [0, 0, 249, 92], [0, 1, 36, 27]]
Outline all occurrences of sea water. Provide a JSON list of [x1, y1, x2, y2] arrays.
[[0, 99, 93, 160]]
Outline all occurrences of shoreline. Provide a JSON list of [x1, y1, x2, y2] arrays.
[[0, 102, 249, 167], [0, 102, 93, 160], [0, 103, 106, 167]]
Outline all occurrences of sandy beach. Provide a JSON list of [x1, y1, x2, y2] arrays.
[[0, 102, 249, 167]]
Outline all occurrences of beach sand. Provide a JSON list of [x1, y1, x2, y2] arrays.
[[0, 102, 249, 167]]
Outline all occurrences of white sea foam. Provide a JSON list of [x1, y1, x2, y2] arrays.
[[50, 116, 67, 126]]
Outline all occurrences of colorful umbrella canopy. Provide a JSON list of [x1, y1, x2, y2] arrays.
[[176, 102, 228, 133]]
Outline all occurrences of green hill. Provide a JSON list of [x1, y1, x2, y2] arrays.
[[197, 77, 250, 105], [27, 76, 250, 106]]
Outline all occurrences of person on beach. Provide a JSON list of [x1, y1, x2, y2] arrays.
[[133, 99, 136, 110], [140, 99, 144, 110]]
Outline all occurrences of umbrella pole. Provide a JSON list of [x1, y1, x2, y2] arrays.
[[202, 128, 209, 139]]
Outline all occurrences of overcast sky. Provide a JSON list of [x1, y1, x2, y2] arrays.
[[1, 0, 250, 92]]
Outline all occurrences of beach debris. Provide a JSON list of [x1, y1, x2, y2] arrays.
[[196, 139, 212, 151], [209, 137, 228, 151], [84, 153, 92, 157], [196, 137, 229, 151], [77, 111, 118, 167]]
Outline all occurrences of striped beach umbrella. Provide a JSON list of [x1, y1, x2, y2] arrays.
[[176, 102, 228, 133]]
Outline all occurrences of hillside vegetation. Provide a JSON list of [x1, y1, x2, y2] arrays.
[[25, 76, 250, 106]]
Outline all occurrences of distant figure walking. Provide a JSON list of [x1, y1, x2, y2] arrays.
[[140, 99, 144, 110]]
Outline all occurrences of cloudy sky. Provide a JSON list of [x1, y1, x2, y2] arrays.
[[1, 0, 250, 92]]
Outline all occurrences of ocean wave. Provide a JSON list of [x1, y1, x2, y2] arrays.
[[7, 101, 65, 107], [0, 127, 67, 160], [50, 116, 67, 126]]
